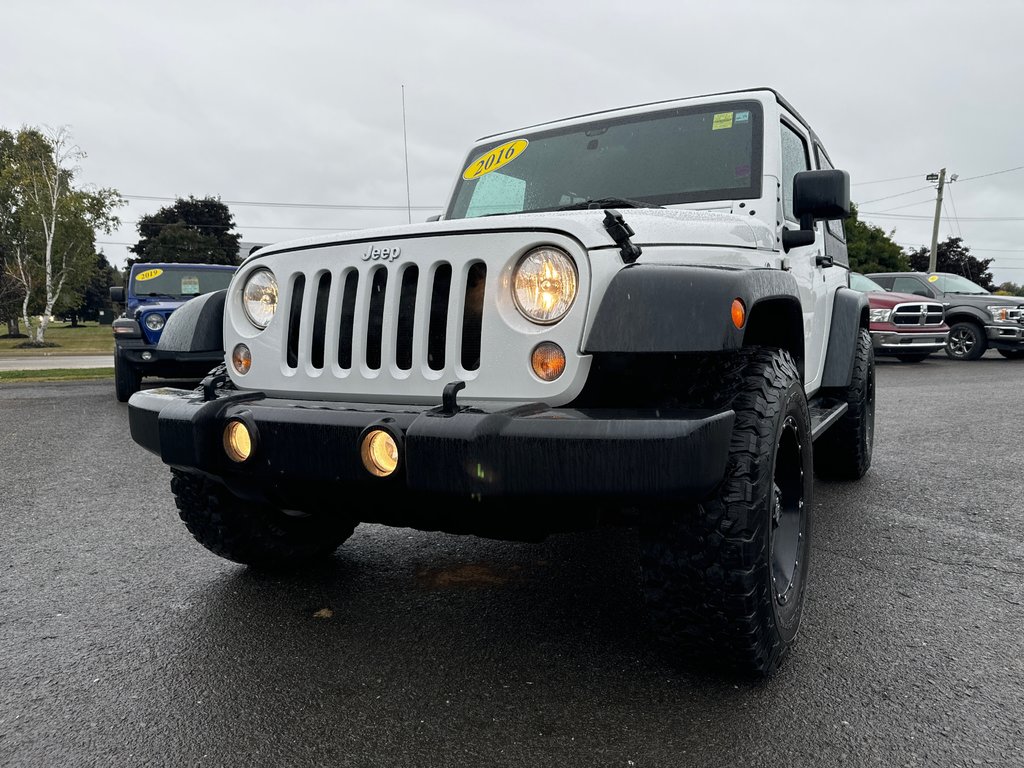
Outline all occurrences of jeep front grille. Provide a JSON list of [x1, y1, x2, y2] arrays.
[[892, 302, 944, 327], [282, 261, 487, 374]]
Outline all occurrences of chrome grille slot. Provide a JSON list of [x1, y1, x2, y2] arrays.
[[892, 302, 944, 327]]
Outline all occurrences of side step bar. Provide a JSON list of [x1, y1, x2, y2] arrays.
[[808, 398, 849, 441]]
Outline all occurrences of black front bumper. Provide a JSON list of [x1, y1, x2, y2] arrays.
[[116, 339, 224, 379], [128, 387, 735, 503]]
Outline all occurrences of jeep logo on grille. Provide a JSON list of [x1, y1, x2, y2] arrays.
[[362, 245, 401, 262]]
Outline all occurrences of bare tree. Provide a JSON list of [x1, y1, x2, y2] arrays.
[[5, 125, 122, 344]]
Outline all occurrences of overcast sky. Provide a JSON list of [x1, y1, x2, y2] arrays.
[[3, 0, 1022, 285]]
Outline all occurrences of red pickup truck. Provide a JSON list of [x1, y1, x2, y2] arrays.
[[850, 272, 949, 362]]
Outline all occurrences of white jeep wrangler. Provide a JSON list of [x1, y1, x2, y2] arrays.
[[129, 87, 874, 678]]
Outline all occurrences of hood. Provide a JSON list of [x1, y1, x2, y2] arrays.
[[130, 298, 185, 315], [865, 290, 937, 309], [250, 208, 776, 263], [940, 292, 1023, 307]]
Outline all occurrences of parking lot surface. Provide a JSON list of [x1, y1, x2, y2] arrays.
[[1, 353, 1022, 767]]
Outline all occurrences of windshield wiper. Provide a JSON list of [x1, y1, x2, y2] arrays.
[[556, 197, 662, 211], [139, 292, 178, 298]]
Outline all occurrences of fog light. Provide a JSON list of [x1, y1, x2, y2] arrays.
[[223, 420, 253, 463], [232, 344, 251, 375], [361, 429, 399, 477], [530, 342, 565, 381], [141, 351, 153, 361]]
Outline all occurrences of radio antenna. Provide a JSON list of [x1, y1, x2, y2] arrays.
[[402, 84, 412, 224]]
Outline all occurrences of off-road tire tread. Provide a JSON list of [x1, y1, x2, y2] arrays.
[[170, 469, 356, 568], [814, 327, 874, 480], [114, 349, 141, 403], [639, 347, 811, 679]]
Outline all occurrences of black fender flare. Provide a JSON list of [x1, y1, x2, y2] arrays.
[[942, 306, 992, 329], [583, 264, 805, 371], [820, 287, 869, 388], [157, 290, 226, 353]]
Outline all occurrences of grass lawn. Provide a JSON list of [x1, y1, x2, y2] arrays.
[[0, 322, 115, 355]]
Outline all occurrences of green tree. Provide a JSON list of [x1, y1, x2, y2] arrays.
[[907, 236, 995, 291], [844, 203, 909, 274], [63, 251, 119, 324], [995, 281, 1024, 296], [130, 196, 242, 267], [0, 125, 123, 343], [0, 129, 25, 336]]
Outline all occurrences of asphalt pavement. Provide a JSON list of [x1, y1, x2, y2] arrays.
[[1, 354, 1022, 767]]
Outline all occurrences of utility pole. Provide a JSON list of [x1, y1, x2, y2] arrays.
[[925, 168, 957, 272]]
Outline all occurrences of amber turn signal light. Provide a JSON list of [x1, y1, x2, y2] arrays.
[[531, 342, 566, 382], [731, 299, 746, 329]]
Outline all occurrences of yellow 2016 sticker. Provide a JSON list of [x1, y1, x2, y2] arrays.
[[712, 112, 734, 131], [927, 275, 939, 282], [463, 139, 529, 180], [135, 268, 164, 281]]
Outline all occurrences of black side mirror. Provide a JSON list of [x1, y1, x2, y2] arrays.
[[783, 169, 851, 252], [110, 286, 125, 303]]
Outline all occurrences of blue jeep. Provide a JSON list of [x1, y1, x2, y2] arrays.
[[109, 262, 237, 401]]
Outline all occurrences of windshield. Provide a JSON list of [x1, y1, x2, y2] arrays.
[[446, 100, 763, 220], [932, 273, 989, 294], [130, 266, 235, 299], [850, 273, 886, 292]]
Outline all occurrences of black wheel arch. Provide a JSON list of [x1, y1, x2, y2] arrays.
[[157, 289, 227, 353], [583, 264, 806, 376], [820, 287, 869, 389]]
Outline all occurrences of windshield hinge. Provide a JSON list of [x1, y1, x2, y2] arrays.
[[602, 209, 642, 264]]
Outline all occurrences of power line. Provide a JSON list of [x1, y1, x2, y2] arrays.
[[120, 193, 444, 212], [870, 198, 935, 213], [956, 165, 1024, 182], [851, 173, 929, 186], [855, 186, 934, 205], [121, 220, 358, 232], [860, 212, 1024, 221]]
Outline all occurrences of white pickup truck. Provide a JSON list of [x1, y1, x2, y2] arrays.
[[128, 87, 874, 678]]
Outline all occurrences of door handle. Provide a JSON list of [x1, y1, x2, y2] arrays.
[[815, 253, 834, 268]]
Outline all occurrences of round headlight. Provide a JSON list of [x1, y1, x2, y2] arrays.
[[512, 247, 578, 324], [145, 313, 165, 331], [242, 268, 278, 329]]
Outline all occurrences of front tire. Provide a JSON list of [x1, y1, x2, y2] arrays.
[[814, 327, 875, 480], [114, 349, 141, 403], [170, 469, 357, 568], [946, 321, 987, 360], [639, 348, 812, 679]]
